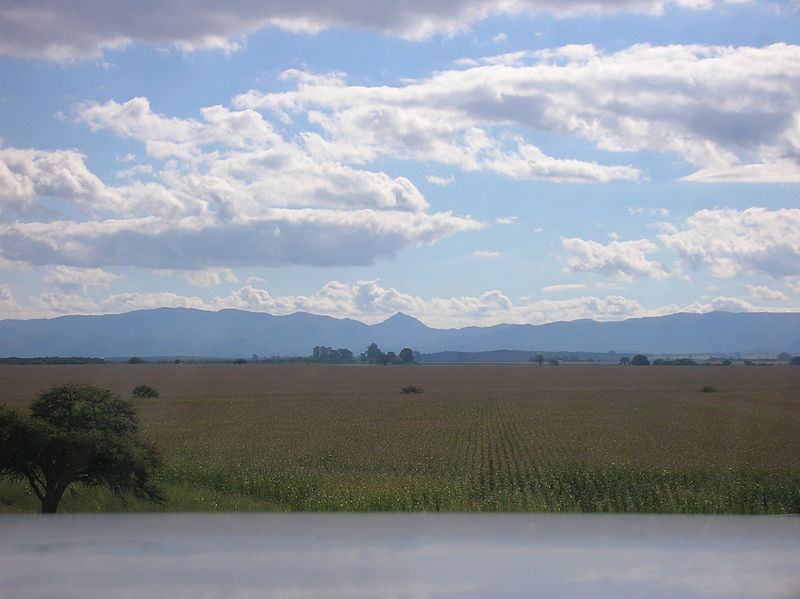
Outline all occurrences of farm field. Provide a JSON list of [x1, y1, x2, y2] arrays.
[[1, 363, 798, 513]]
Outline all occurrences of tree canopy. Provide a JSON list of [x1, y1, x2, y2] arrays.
[[0, 383, 163, 513]]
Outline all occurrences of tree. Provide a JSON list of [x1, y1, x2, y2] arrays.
[[631, 354, 650, 366], [132, 385, 159, 399], [790, 356, 800, 366], [362, 343, 385, 365], [399, 348, 415, 364], [0, 383, 163, 513], [777, 352, 791, 362], [127, 357, 145, 364], [619, 356, 630, 365]]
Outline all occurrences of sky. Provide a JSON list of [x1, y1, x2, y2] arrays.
[[0, 0, 799, 329]]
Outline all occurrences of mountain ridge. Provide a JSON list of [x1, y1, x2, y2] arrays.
[[0, 308, 798, 358]]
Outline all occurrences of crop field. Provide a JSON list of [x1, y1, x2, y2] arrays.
[[1, 363, 798, 513]]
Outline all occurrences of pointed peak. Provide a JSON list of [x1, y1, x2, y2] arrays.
[[379, 312, 426, 327]]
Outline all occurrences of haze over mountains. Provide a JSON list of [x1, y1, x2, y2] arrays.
[[0, 309, 798, 359]]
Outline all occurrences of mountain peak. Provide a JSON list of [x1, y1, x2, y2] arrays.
[[380, 312, 425, 326]]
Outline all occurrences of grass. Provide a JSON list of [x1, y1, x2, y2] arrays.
[[1, 363, 798, 513]]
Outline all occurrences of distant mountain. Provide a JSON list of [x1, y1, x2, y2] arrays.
[[0, 308, 798, 358]]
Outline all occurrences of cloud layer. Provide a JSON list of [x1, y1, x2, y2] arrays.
[[0, 97, 481, 270], [236, 43, 800, 183], [1, 1, 736, 60]]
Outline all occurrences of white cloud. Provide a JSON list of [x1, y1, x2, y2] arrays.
[[473, 250, 501, 258], [746, 284, 788, 301], [426, 175, 455, 186], [0, 147, 115, 217], [43, 266, 120, 294], [184, 268, 239, 287], [246, 276, 266, 284], [561, 237, 669, 280], [0, 210, 482, 269], [0, 1, 740, 60], [0, 96, 484, 271], [660, 207, 800, 278], [9, 277, 800, 326], [541, 283, 588, 294], [495, 216, 517, 225], [236, 43, 800, 183]]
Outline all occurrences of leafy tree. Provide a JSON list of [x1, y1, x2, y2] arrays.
[[619, 356, 630, 365], [132, 385, 159, 399], [790, 356, 800, 366], [127, 357, 145, 364], [399, 348, 415, 364], [0, 383, 163, 513], [777, 352, 791, 362], [631, 354, 650, 366], [362, 343, 385, 365], [385, 351, 398, 365]]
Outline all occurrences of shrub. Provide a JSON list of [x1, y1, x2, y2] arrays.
[[127, 357, 145, 364], [400, 385, 424, 394], [132, 384, 159, 398], [701, 386, 717, 393]]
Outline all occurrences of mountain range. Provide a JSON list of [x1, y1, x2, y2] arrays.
[[0, 308, 799, 358]]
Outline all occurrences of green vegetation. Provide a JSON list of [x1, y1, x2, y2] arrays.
[[0, 364, 798, 514], [400, 385, 424, 394], [0, 383, 163, 513], [701, 385, 717, 393], [132, 384, 159, 398], [0, 357, 105, 365]]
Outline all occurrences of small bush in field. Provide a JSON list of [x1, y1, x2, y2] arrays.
[[701, 385, 717, 393], [400, 385, 424, 394], [132, 385, 159, 399]]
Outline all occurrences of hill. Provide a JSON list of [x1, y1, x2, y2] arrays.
[[0, 308, 798, 358]]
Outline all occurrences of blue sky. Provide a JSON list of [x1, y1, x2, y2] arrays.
[[0, 0, 799, 328]]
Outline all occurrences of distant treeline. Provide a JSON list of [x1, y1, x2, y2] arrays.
[[0, 357, 105, 365]]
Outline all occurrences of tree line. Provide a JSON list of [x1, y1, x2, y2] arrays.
[[310, 343, 417, 365]]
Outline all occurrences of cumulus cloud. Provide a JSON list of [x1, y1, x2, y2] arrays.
[[562, 237, 669, 280], [660, 207, 800, 278], [0, 1, 737, 60], [0, 147, 114, 217], [184, 268, 239, 287], [0, 210, 481, 269], [426, 175, 455, 186], [0, 96, 483, 270], [43, 266, 120, 294], [473, 250, 501, 258], [747, 284, 788, 301], [236, 43, 800, 183]]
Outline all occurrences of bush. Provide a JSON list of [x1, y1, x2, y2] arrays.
[[127, 357, 145, 364], [400, 385, 424, 394], [701, 386, 717, 393], [631, 354, 650, 366], [132, 384, 159, 398]]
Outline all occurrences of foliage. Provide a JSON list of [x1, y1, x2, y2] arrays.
[[0, 383, 163, 513], [132, 385, 159, 399], [312, 346, 354, 363], [701, 386, 717, 393], [400, 385, 424, 394], [127, 357, 145, 364], [791, 356, 800, 366], [618, 356, 630, 365], [399, 348, 415, 364], [653, 358, 697, 366], [631, 354, 650, 366], [0, 357, 105, 365]]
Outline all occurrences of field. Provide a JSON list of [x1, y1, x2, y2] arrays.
[[1, 363, 798, 513]]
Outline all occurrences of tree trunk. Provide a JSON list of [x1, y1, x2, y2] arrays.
[[41, 484, 66, 513]]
